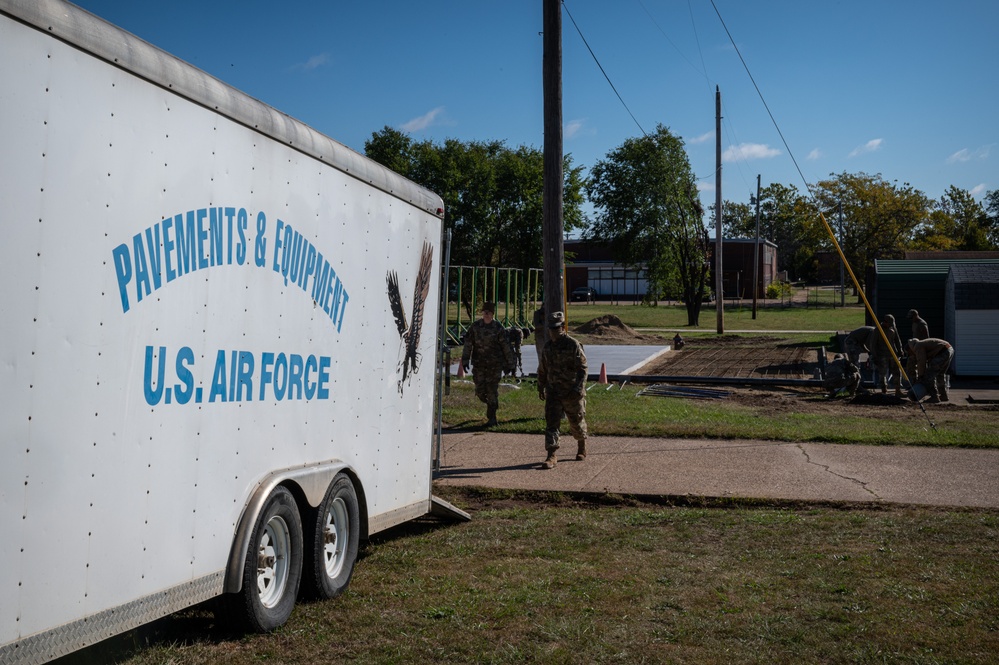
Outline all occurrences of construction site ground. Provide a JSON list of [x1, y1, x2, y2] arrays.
[[553, 315, 999, 415]]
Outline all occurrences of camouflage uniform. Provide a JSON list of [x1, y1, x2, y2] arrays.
[[869, 315, 904, 396], [844, 326, 875, 366], [905, 338, 954, 402], [506, 326, 524, 377], [537, 312, 588, 468], [908, 309, 929, 340], [823, 354, 861, 398], [461, 308, 515, 426]]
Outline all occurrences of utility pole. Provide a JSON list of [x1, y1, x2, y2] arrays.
[[752, 174, 761, 319], [542, 0, 565, 323], [715, 86, 723, 334]]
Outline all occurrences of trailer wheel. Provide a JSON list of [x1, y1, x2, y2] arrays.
[[235, 485, 303, 631], [304, 473, 360, 600]]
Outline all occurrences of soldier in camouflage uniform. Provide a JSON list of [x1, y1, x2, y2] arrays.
[[536, 311, 588, 469], [908, 309, 929, 340], [823, 353, 861, 398], [461, 302, 515, 426], [844, 325, 875, 366], [506, 325, 524, 378], [905, 337, 954, 403], [869, 314, 904, 397]]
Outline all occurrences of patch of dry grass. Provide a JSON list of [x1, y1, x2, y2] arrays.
[[100, 489, 999, 665]]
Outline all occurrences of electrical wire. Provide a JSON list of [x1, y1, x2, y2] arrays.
[[708, 0, 808, 193], [562, 1, 646, 137]]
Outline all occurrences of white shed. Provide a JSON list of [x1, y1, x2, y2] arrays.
[[944, 263, 999, 376]]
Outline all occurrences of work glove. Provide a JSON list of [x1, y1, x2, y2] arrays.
[[462, 361, 470, 373]]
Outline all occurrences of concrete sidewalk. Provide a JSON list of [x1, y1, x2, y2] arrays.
[[434, 431, 999, 508]]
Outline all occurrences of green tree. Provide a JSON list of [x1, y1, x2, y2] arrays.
[[913, 186, 995, 251], [986, 189, 999, 248], [364, 127, 585, 271], [811, 172, 930, 292], [586, 125, 709, 326], [719, 183, 822, 280], [719, 200, 754, 238]]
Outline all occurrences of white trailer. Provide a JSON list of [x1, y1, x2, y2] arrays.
[[0, 1, 465, 662]]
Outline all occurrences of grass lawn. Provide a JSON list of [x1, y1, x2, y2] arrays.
[[109, 488, 999, 665]]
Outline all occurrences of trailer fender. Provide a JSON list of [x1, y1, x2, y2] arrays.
[[225, 461, 354, 594]]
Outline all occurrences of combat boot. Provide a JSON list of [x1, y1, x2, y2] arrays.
[[485, 404, 498, 427], [575, 440, 587, 461], [541, 452, 557, 470], [939, 383, 950, 402]]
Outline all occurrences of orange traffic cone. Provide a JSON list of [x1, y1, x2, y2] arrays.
[[598, 362, 608, 384], [456, 361, 465, 379]]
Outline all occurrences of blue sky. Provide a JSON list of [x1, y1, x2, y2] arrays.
[[72, 0, 997, 215]]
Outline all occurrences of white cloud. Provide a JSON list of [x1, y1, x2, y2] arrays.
[[400, 107, 446, 133], [293, 53, 330, 71], [565, 119, 585, 139], [946, 145, 992, 164], [722, 143, 780, 162], [807, 148, 822, 161], [687, 132, 714, 145], [848, 138, 883, 157], [970, 183, 987, 197], [697, 181, 715, 193]]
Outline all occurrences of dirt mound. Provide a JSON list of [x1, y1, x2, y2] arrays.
[[572, 315, 662, 345]]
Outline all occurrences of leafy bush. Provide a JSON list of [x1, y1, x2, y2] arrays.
[[766, 280, 794, 299]]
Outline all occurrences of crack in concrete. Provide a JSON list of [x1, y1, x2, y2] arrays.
[[797, 444, 881, 501]]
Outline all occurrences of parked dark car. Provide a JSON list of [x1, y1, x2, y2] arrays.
[[571, 286, 598, 302]]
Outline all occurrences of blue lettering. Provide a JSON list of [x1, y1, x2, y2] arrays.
[[273, 353, 288, 400], [336, 291, 349, 333], [144, 225, 163, 291], [112, 243, 132, 313], [209, 350, 228, 402], [317, 356, 331, 399], [132, 232, 151, 305], [174, 346, 195, 404], [280, 223, 294, 286], [271, 218, 285, 274], [301, 244, 317, 291], [236, 208, 248, 265], [288, 354, 304, 400], [197, 208, 210, 270], [210, 207, 224, 267], [259, 352, 275, 401], [175, 211, 197, 276], [304, 355, 318, 400], [143, 345, 166, 405], [236, 351, 254, 401], [163, 215, 176, 282]]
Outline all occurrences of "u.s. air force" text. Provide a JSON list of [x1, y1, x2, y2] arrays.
[[144, 345, 331, 406]]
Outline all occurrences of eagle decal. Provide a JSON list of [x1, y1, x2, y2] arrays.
[[387, 242, 434, 394]]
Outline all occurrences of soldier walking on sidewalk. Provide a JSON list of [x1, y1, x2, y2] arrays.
[[537, 311, 588, 469]]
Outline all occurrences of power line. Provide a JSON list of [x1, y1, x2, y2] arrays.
[[562, 1, 646, 137], [708, 0, 809, 194]]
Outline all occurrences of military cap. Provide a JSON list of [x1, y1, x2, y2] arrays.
[[482, 301, 496, 313], [547, 311, 566, 329]]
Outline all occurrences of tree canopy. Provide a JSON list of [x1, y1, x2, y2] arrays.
[[364, 126, 585, 272], [586, 124, 709, 325]]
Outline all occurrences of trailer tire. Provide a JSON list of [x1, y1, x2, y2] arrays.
[[233, 485, 303, 632], [303, 473, 359, 600]]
